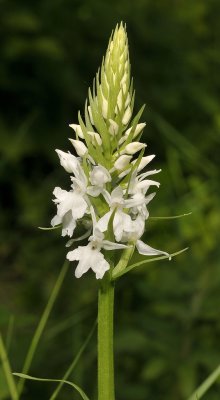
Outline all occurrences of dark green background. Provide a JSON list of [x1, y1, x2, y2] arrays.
[[1, 0, 220, 399]]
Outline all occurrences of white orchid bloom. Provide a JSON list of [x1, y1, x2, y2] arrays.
[[51, 185, 88, 237], [127, 169, 161, 218], [51, 163, 89, 237], [67, 209, 128, 279], [87, 165, 111, 197], [97, 186, 146, 242]]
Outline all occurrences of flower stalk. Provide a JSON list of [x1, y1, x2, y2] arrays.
[[98, 273, 115, 400]]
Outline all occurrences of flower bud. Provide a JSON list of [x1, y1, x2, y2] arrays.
[[122, 106, 132, 125], [69, 139, 88, 157], [114, 155, 132, 170], [69, 124, 84, 139], [55, 149, 78, 174], [124, 142, 146, 155], [88, 131, 102, 146], [109, 119, 119, 136]]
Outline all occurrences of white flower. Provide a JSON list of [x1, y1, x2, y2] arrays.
[[87, 165, 111, 197], [51, 185, 88, 237], [128, 170, 160, 218], [97, 186, 146, 241], [67, 214, 128, 279], [120, 214, 145, 242]]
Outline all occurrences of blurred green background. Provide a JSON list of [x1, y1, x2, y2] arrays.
[[1, 0, 220, 399]]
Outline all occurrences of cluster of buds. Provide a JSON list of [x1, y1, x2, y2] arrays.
[[51, 23, 168, 279]]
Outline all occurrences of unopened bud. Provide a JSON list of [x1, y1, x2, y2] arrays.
[[69, 139, 88, 157], [88, 131, 102, 146], [69, 124, 84, 139], [124, 142, 146, 155], [122, 106, 132, 125], [114, 155, 132, 170], [109, 119, 119, 136], [55, 149, 78, 174]]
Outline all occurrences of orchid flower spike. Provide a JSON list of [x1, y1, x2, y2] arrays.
[[50, 22, 169, 279]]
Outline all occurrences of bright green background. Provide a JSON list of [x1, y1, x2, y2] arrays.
[[1, 0, 220, 399]]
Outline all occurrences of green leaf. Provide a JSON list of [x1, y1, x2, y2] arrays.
[[49, 320, 96, 400], [13, 373, 90, 400], [0, 334, 19, 400], [17, 261, 69, 395], [112, 247, 188, 280], [186, 365, 220, 400]]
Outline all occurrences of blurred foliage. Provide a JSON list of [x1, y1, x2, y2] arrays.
[[1, 0, 220, 399]]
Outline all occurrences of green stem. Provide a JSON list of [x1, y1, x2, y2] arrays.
[[98, 274, 115, 400]]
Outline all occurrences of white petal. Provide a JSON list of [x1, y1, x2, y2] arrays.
[[51, 214, 62, 227], [67, 245, 109, 279], [136, 179, 160, 192], [87, 186, 102, 197], [53, 187, 68, 202], [70, 193, 88, 220], [113, 210, 133, 242], [136, 240, 169, 257], [62, 211, 76, 237], [91, 251, 110, 279], [96, 211, 112, 232], [111, 186, 124, 204], [139, 169, 161, 181], [136, 155, 155, 172], [67, 247, 91, 278]]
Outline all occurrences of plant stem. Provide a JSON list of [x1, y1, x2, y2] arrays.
[[98, 274, 115, 400]]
